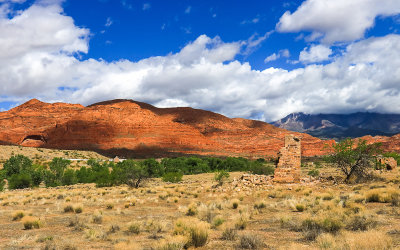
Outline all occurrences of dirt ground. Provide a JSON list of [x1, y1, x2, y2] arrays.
[[0, 165, 400, 249]]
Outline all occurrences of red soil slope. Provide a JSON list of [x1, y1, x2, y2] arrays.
[[0, 99, 336, 158]]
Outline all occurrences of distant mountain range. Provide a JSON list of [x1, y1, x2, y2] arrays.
[[271, 112, 400, 140]]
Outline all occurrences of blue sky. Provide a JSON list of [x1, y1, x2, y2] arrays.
[[64, 0, 305, 70], [1, 0, 400, 121]]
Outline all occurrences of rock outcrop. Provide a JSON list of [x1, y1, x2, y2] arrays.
[[376, 156, 397, 170], [0, 99, 336, 158]]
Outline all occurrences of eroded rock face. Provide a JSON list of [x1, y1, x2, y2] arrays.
[[359, 135, 400, 153], [376, 156, 397, 170], [0, 99, 335, 158], [274, 135, 301, 183]]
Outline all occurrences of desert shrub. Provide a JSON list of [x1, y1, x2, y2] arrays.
[[106, 203, 114, 209], [8, 173, 32, 189], [301, 215, 343, 240], [12, 211, 25, 221], [392, 192, 400, 206], [221, 227, 237, 240], [212, 216, 224, 228], [22, 216, 41, 230], [308, 168, 320, 177], [249, 164, 275, 175], [155, 235, 187, 250], [231, 199, 240, 209], [238, 233, 264, 249], [108, 224, 121, 234], [144, 219, 166, 239], [91, 210, 103, 224], [254, 201, 266, 210], [127, 222, 141, 234], [234, 214, 249, 230], [174, 218, 209, 248], [366, 188, 398, 203], [316, 230, 392, 250], [189, 223, 208, 247], [162, 172, 183, 183], [214, 170, 230, 186], [296, 204, 305, 212], [64, 204, 74, 213], [186, 203, 198, 216], [322, 193, 334, 201], [68, 217, 88, 231], [74, 204, 83, 214], [346, 214, 377, 231], [197, 203, 216, 223]]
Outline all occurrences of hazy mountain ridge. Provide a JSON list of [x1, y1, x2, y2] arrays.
[[271, 112, 400, 140]]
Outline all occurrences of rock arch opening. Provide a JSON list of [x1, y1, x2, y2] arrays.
[[22, 135, 47, 143]]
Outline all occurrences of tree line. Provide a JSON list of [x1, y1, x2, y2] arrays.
[[0, 155, 275, 190]]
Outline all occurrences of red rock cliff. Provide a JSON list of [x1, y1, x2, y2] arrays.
[[0, 99, 335, 158]]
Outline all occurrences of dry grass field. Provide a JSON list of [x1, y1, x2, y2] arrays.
[[0, 163, 400, 249], [0, 145, 107, 162]]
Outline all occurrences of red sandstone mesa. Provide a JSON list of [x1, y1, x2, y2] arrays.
[[0, 99, 344, 158]]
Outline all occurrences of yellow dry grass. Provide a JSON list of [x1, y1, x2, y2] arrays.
[[0, 164, 399, 249]]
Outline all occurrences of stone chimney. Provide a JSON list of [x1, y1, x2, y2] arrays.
[[274, 135, 301, 183]]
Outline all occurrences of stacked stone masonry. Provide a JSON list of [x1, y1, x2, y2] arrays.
[[274, 135, 301, 183], [376, 156, 397, 170]]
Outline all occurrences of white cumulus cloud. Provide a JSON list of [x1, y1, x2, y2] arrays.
[[265, 49, 290, 63], [277, 0, 400, 44], [299, 44, 332, 63]]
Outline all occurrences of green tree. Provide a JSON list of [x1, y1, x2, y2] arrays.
[[214, 170, 230, 186], [43, 170, 60, 187], [62, 169, 78, 186], [112, 160, 149, 188], [49, 157, 71, 180], [142, 158, 164, 177], [326, 139, 381, 182], [31, 167, 44, 187], [3, 155, 33, 177]]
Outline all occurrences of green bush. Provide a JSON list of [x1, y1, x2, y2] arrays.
[[62, 169, 77, 186], [0, 179, 5, 191], [31, 169, 43, 187], [214, 170, 230, 185], [249, 164, 275, 175], [162, 172, 183, 183], [76, 166, 92, 183], [8, 173, 32, 189], [142, 158, 164, 177], [308, 168, 320, 177], [43, 170, 61, 187]]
